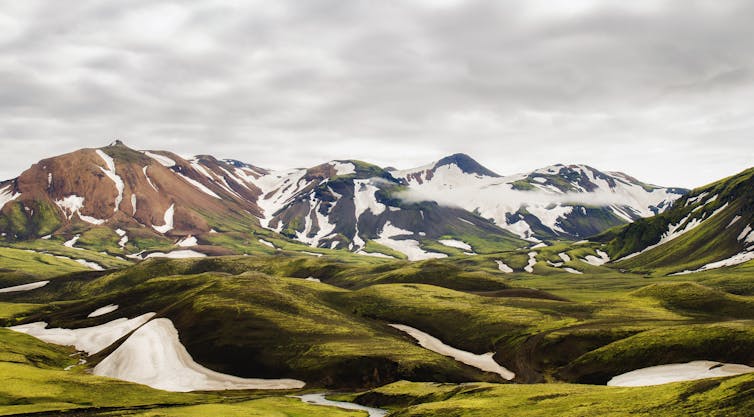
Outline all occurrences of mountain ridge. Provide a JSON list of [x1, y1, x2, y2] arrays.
[[0, 141, 687, 261]]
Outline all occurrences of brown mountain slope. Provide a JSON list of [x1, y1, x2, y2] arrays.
[[0, 141, 265, 241]]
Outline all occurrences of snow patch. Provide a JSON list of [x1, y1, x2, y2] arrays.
[[55, 195, 85, 219], [142, 166, 159, 191], [9, 313, 156, 355], [389, 324, 514, 380], [0, 280, 49, 293], [258, 239, 275, 249], [88, 304, 119, 318], [152, 204, 175, 234], [524, 252, 537, 273], [672, 251, 754, 275], [93, 318, 305, 392], [438, 239, 472, 251], [330, 161, 356, 176], [177, 236, 198, 247], [558, 252, 571, 262], [495, 260, 513, 273], [582, 249, 610, 266], [374, 222, 447, 261], [356, 250, 395, 259], [190, 160, 213, 178], [76, 259, 104, 270], [63, 234, 80, 248], [177, 173, 221, 199], [115, 228, 129, 248], [563, 267, 583, 274], [685, 192, 709, 207], [145, 250, 206, 259], [727, 215, 741, 229], [95, 150, 124, 212], [144, 151, 176, 167], [737, 224, 752, 242], [608, 361, 754, 387], [78, 213, 106, 225]]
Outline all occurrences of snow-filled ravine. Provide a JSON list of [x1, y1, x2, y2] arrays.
[[389, 323, 514, 380], [8, 314, 305, 392], [93, 318, 305, 392], [607, 361, 754, 387], [295, 393, 387, 417]]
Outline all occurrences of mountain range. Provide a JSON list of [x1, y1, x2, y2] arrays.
[[0, 141, 686, 261], [1, 141, 753, 416]]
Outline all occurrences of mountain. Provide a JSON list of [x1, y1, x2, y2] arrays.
[[244, 159, 524, 259], [0, 142, 685, 262], [390, 154, 686, 241], [600, 167, 754, 275], [0, 141, 276, 257]]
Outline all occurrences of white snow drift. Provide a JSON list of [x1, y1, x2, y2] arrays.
[[93, 318, 305, 392], [152, 204, 175, 234], [524, 252, 537, 273], [87, 304, 119, 318], [9, 313, 155, 355], [495, 260, 513, 273], [581, 249, 610, 266], [0, 280, 49, 293], [438, 239, 473, 251], [145, 250, 207, 259], [374, 222, 447, 261], [389, 323, 514, 380], [95, 149, 125, 213], [608, 361, 754, 387]]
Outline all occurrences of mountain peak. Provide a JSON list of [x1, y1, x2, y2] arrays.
[[106, 139, 127, 148], [435, 153, 500, 177]]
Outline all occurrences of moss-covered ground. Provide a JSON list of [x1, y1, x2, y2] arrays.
[[0, 237, 751, 415]]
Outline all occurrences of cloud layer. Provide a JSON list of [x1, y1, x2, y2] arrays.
[[1, 0, 752, 187]]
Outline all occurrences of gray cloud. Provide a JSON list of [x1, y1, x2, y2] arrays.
[[0, 0, 753, 187]]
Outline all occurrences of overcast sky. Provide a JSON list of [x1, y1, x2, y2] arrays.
[[1, 0, 753, 188]]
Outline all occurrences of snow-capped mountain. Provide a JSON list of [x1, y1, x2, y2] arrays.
[[238, 159, 523, 259], [390, 154, 686, 241], [0, 142, 686, 260]]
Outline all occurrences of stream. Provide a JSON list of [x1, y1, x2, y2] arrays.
[[295, 393, 388, 417]]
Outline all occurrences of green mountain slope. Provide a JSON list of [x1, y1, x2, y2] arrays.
[[598, 167, 754, 275]]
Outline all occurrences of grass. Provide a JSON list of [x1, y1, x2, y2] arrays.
[[124, 397, 368, 417], [0, 246, 88, 286], [350, 376, 754, 416], [344, 283, 573, 353], [0, 240, 752, 414], [3, 239, 132, 270], [558, 321, 754, 384]]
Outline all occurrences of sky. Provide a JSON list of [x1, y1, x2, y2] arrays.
[[1, 0, 753, 188]]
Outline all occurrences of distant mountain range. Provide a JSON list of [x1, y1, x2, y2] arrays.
[[0, 141, 686, 260]]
